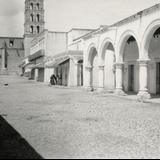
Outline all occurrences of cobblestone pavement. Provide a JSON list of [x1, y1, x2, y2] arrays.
[[1, 76, 160, 159]]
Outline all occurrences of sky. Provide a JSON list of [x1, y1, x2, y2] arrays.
[[0, 0, 160, 37]]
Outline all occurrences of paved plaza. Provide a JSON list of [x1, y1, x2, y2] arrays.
[[1, 76, 160, 159]]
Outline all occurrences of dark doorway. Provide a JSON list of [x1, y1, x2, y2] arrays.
[[38, 68, 44, 82], [78, 60, 83, 86], [30, 69, 35, 80], [156, 62, 160, 95], [59, 59, 69, 86], [128, 65, 134, 92]]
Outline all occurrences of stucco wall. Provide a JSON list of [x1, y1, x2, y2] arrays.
[[46, 32, 67, 57], [30, 30, 67, 57], [104, 50, 115, 90], [68, 40, 84, 51], [67, 29, 93, 46], [44, 68, 54, 83]]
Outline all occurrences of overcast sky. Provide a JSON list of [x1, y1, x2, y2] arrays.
[[0, 0, 160, 37]]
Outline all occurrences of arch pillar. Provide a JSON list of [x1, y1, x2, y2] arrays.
[[98, 65, 104, 91], [74, 61, 79, 87], [84, 66, 93, 90], [115, 62, 126, 95], [137, 59, 151, 99], [2, 48, 6, 70]]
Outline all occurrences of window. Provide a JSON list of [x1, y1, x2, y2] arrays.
[[36, 3, 40, 10], [30, 3, 34, 10], [37, 26, 40, 34], [9, 40, 14, 47], [30, 26, 34, 33], [30, 14, 34, 22], [36, 14, 40, 22]]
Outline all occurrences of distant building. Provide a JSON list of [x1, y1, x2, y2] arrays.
[[0, 0, 45, 76], [0, 37, 24, 75], [28, 30, 67, 82], [45, 28, 94, 86]]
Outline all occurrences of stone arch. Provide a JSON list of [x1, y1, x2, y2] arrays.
[[99, 38, 115, 65], [141, 19, 160, 59], [141, 19, 160, 95], [99, 38, 116, 90], [87, 43, 97, 67], [117, 30, 140, 62], [117, 30, 140, 93], [86, 43, 99, 89]]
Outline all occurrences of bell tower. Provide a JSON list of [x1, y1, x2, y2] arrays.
[[24, 0, 45, 57]]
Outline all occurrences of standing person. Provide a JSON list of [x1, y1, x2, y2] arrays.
[[50, 74, 56, 85], [53, 74, 57, 85]]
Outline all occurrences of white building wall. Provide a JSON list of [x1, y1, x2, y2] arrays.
[[82, 4, 160, 98], [44, 68, 54, 83], [46, 32, 67, 57], [67, 29, 94, 46], [68, 40, 84, 51]]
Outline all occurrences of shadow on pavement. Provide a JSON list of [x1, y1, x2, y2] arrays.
[[0, 116, 43, 159]]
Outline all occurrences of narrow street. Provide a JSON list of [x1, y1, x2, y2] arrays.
[[0, 75, 160, 159]]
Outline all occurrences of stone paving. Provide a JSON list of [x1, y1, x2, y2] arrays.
[[1, 76, 160, 158]]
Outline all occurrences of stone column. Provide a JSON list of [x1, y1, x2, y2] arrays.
[[98, 65, 104, 91], [34, 68, 38, 81], [2, 49, 6, 70], [137, 60, 151, 99], [84, 66, 93, 90], [74, 61, 78, 87], [115, 62, 125, 95]]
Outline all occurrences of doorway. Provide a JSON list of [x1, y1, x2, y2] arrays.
[[78, 60, 83, 86], [128, 65, 134, 92]]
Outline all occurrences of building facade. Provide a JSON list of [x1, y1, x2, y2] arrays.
[[28, 30, 67, 82], [20, 1, 160, 99], [80, 4, 160, 99], [0, 37, 24, 75], [45, 28, 94, 86]]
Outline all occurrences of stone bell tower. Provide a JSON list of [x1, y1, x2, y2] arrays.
[[24, 0, 45, 57]]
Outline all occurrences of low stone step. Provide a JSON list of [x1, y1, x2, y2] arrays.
[[0, 70, 19, 76]]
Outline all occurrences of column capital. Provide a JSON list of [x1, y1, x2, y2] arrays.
[[85, 66, 93, 71], [99, 65, 104, 70], [75, 62, 79, 65], [138, 59, 150, 66], [115, 62, 124, 69]]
